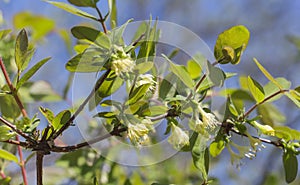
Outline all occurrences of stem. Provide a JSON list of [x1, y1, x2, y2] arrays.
[[0, 171, 6, 179], [36, 152, 44, 185], [3, 139, 29, 147], [0, 57, 29, 185], [51, 127, 127, 152], [243, 89, 289, 118], [52, 69, 111, 139], [95, 6, 107, 34]]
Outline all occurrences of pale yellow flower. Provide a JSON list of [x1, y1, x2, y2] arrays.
[[168, 123, 189, 150], [198, 105, 220, 130], [111, 58, 134, 76]]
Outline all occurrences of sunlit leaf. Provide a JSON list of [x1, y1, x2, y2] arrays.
[[15, 29, 28, 71], [108, 0, 117, 29], [0, 149, 18, 163], [133, 62, 153, 74], [0, 126, 16, 141], [127, 84, 150, 105], [209, 140, 225, 157], [52, 110, 71, 131], [0, 86, 21, 118], [71, 26, 101, 42], [274, 126, 300, 141], [46, 1, 98, 21], [207, 60, 225, 87], [247, 76, 265, 103], [214, 25, 250, 64], [17, 57, 51, 89], [187, 59, 202, 79], [163, 54, 194, 88], [0, 29, 11, 40]]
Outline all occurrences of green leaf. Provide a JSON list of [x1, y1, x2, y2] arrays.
[[66, 48, 109, 72], [0, 126, 16, 141], [45, 1, 98, 21], [133, 62, 153, 74], [207, 60, 225, 87], [283, 149, 298, 183], [285, 92, 300, 108], [0, 29, 11, 40], [290, 86, 300, 101], [158, 74, 176, 100], [13, 12, 55, 41], [15, 29, 29, 71], [68, 0, 98, 7], [71, 26, 101, 42], [209, 140, 225, 157], [257, 103, 285, 126], [192, 134, 209, 181], [274, 126, 300, 141], [39, 107, 55, 124], [0, 149, 19, 163], [108, 0, 117, 29], [247, 76, 265, 103], [187, 59, 202, 79], [17, 57, 51, 89], [263, 78, 291, 102], [253, 58, 283, 89], [214, 25, 250, 64], [97, 71, 123, 98], [0, 86, 21, 118], [163, 54, 194, 88], [127, 84, 150, 105], [52, 110, 71, 131]]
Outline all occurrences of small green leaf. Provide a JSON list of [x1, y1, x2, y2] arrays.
[[158, 74, 176, 100], [274, 126, 300, 141], [39, 107, 55, 124], [163, 54, 194, 88], [209, 140, 225, 157], [290, 87, 300, 101], [285, 92, 300, 108], [127, 84, 150, 105], [0, 149, 19, 163], [207, 60, 225, 87], [97, 71, 123, 98], [192, 134, 209, 181], [52, 110, 71, 130], [0, 86, 21, 118], [214, 25, 250, 65], [187, 59, 202, 79], [283, 149, 298, 183], [46, 1, 98, 21], [68, 0, 98, 7], [71, 26, 101, 42], [0, 29, 11, 40], [0, 126, 16, 141], [15, 29, 29, 71], [253, 58, 283, 89], [17, 57, 51, 89], [247, 76, 265, 103], [108, 0, 117, 29], [133, 62, 153, 74]]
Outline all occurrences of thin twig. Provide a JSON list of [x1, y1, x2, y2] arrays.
[[3, 139, 29, 147], [51, 127, 127, 152], [0, 57, 29, 185], [95, 6, 107, 34], [0, 171, 6, 179], [36, 151, 44, 185], [52, 69, 111, 139], [243, 89, 289, 118]]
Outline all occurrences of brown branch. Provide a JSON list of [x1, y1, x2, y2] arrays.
[[95, 6, 107, 34], [3, 139, 29, 147], [0, 57, 29, 185], [36, 151, 44, 185], [51, 127, 127, 153], [52, 69, 111, 139]]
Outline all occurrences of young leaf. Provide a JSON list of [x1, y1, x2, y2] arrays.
[[163, 54, 194, 88], [68, 0, 99, 7], [17, 57, 51, 89], [0, 149, 19, 163], [15, 29, 29, 71], [253, 58, 283, 89], [0, 86, 21, 118], [207, 60, 225, 87], [247, 76, 265, 103], [209, 140, 225, 157], [52, 110, 71, 131], [0, 126, 16, 141], [45, 1, 98, 21], [127, 84, 150, 105], [192, 134, 210, 181], [39, 107, 55, 124], [214, 25, 250, 65], [283, 149, 298, 183], [108, 0, 117, 29], [187, 59, 202, 79], [0, 29, 11, 40], [71, 26, 101, 42]]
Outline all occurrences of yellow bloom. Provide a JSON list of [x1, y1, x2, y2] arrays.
[[111, 58, 134, 76], [168, 123, 189, 150], [127, 119, 153, 146], [198, 106, 220, 130]]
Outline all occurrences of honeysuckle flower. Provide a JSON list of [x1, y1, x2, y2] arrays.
[[198, 105, 220, 130], [168, 123, 190, 150], [111, 58, 135, 76], [127, 122, 150, 146], [251, 121, 275, 136], [136, 74, 157, 92], [245, 131, 261, 151]]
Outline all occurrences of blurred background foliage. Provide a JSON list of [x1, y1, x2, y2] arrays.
[[0, 0, 300, 185]]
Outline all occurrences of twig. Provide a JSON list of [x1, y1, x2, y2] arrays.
[[52, 69, 111, 139], [0, 57, 29, 185], [3, 139, 29, 147], [36, 151, 44, 185], [0, 171, 6, 179], [243, 89, 289, 118], [95, 6, 107, 34], [51, 127, 127, 152]]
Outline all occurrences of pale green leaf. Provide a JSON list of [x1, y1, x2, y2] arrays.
[[71, 26, 101, 42], [0, 149, 19, 163], [187, 59, 202, 79], [45, 1, 98, 21], [163, 54, 194, 88], [15, 29, 28, 71], [52, 110, 71, 130], [0, 29, 11, 40], [247, 76, 265, 103], [108, 0, 117, 29], [207, 60, 225, 87], [68, 0, 99, 7], [283, 149, 298, 183]]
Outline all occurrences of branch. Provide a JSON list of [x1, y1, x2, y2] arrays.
[[36, 151, 44, 185], [3, 139, 29, 147], [52, 69, 111, 139], [95, 6, 107, 34], [243, 89, 289, 118], [51, 127, 127, 152], [0, 57, 29, 185]]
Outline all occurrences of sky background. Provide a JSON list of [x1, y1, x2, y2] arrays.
[[1, 0, 300, 185]]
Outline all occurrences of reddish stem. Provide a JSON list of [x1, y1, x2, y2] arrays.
[[0, 57, 28, 185], [0, 171, 6, 179]]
